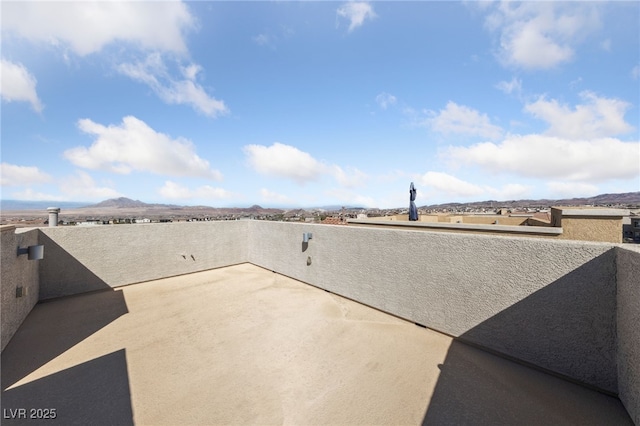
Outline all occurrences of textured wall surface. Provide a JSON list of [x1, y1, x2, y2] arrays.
[[1, 227, 40, 351], [5, 220, 634, 405], [461, 216, 527, 225], [560, 217, 623, 243], [348, 220, 561, 239], [617, 246, 640, 424], [39, 221, 248, 299], [248, 221, 618, 393]]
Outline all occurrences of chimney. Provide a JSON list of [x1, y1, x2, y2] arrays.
[[47, 207, 60, 227]]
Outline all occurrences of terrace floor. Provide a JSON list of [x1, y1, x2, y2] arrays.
[[1, 263, 633, 425]]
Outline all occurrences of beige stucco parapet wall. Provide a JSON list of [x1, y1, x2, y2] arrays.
[[617, 245, 640, 425], [1, 220, 638, 423], [1, 226, 40, 351], [551, 207, 629, 243], [347, 218, 563, 238], [37, 221, 248, 299], [351, 207, 629, 243]]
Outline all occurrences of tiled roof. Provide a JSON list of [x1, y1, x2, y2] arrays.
[[321, 217, 347, 225]]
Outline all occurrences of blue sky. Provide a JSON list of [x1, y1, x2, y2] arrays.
[[1, 1, 639, 208]]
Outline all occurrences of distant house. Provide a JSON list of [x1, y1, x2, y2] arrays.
[[625, 214, 640, 242], [321, 216, 347, 225], [77, 220, 103, 226], [348, 207, 632, 244]]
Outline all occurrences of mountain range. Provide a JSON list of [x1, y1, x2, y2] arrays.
[[90, 197, 178, 209], [2, 192, 639, 212], [420, 192, 640, 210]]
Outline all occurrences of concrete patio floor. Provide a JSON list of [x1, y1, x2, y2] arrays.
[[1, 263, 633, 425]]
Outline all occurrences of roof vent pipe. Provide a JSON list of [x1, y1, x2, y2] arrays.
[[47, 207, 60, 227]]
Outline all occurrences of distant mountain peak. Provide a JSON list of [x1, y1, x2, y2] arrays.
[[89, 197, 148, 208]]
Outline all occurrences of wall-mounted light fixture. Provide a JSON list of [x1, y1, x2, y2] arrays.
[[17, 245, 44, 261], [302, 232, 313, 243]]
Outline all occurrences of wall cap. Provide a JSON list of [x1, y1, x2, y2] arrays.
[[346, 219, 563, 235], [553, 207, 630, 217]]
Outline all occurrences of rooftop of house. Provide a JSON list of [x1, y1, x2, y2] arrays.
[[320, 216, 348, 225], [348, 206, 634, 243], [1, 263, 632, 425]]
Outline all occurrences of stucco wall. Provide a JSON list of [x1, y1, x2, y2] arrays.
[[551, 208, 626, 243], [418, 215, 439, 223], [461, 215, 527, 226], [4, 219, 634, 407], [617, 246, 640, 424], [560, 217, 623, 243], [39, 221, 248, 299], [397, 215, 526, 225], [348, 220, 561, 239], [527, 217, 552, 227], [1, 226, 40, 351], [248, 221, 618, 393]]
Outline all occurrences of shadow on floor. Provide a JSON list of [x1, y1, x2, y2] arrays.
[[1, 289, 128, 390], [1, 349, 133, 426], [421, 340, 632, 426], [422, 250, 633, 425]]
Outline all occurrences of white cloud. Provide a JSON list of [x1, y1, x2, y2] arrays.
[[546, 181, 599, 198], [485, 2, 601, 69], [376, 92, 397, 109], [445, 135, 640, 182], [337, 2, 377, 32], [159, 181, 232, 200], [252, 26, 294, 49], [65, 116, 222, 180], [181, 63, 201, 81], [418, 171, 485, 198], [487, 183, 532, 200], [117, 53, 228, 118], [0, 59, 43, 112], [525, 92, 634, 139], [402, 106, 426, 124], [632, 65, 640, 80], [260, 188, 291, 204], [416, 172, 532, 201], [253, 34, 271, 46], [59, 171, 121, 200], [243, 143, 326, 184], [495, 77, 522, 95], [569, 77, 583, 89], [1, 165, 121, 201], [331, 165, 368, 188], [428, 102, 503, 140], [1, 163, 51, 186], [599, 38, 611, 52], [243, 142, 367, 188], [4, 3, 226, 117], [2, 2, 195, 56]]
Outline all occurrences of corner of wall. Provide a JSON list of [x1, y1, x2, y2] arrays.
[[1, 227, 40, 352], [615, 245, 640, 425]]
